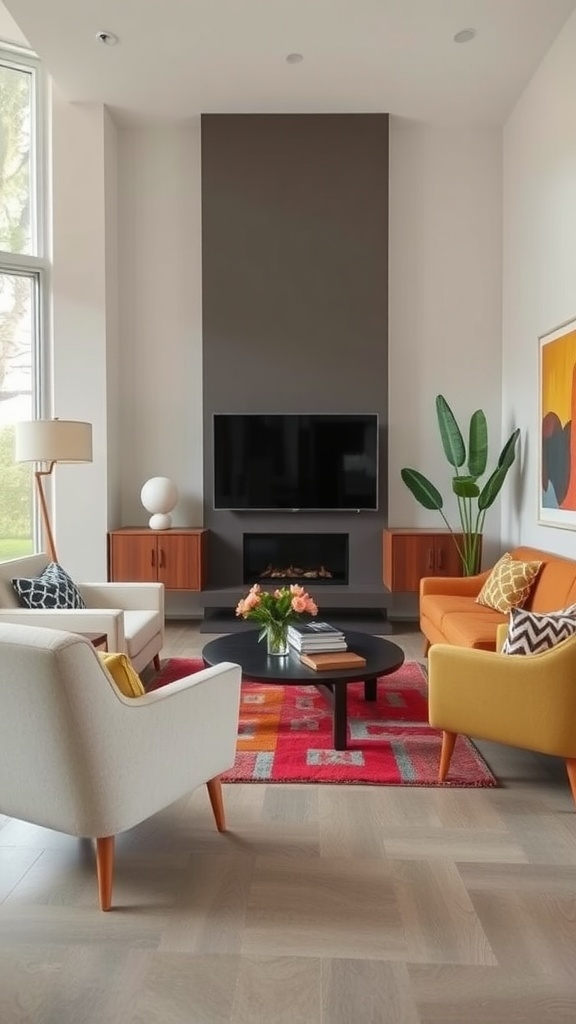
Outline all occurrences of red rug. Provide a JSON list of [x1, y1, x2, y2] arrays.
[[148, 659, 498, 787]]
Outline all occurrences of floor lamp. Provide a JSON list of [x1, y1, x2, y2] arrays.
[[14, 419, 93, 564]]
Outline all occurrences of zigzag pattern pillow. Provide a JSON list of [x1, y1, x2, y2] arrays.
[[502, 604, 576, 655], [12, 562, 86, 610]]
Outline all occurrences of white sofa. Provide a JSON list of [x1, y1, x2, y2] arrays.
[[0, 622, 241, 910], [0, 553, 164, 673]]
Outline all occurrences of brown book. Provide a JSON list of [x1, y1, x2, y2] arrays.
[[299, 651, 367, 672]]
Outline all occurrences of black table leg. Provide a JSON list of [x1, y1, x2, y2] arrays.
[[333, 682, 348, 750], [364, 678, 377, 701]]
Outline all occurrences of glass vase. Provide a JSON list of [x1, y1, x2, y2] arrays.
[[265, 622, 289, 657]]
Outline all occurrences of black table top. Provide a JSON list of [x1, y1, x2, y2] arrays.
[[202, 629, 405, 684]]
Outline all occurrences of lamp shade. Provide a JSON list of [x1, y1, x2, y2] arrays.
[[14, 420, 93, 464]]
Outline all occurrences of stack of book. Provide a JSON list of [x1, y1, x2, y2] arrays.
[[288, 622, 368, 672], [287, 621, 347, 654]]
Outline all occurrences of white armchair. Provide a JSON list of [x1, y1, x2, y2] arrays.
[[0, 553, 164, 672], [0, 622, 242, 910]]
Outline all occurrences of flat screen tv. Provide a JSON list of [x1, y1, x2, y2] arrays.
[[213, 413, 379, 511]]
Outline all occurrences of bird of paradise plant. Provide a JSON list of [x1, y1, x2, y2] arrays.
[[401, 395, 520, 576]]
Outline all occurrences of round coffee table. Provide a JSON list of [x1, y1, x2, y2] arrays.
[[202, 629, 405, 750]]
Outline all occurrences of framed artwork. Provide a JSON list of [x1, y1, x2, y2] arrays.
[[539, 315, 576, 527]]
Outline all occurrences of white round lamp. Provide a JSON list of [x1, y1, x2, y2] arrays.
[[140, 477, 179, 530]]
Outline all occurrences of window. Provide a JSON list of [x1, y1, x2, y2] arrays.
[[0, 45, 46, 561]]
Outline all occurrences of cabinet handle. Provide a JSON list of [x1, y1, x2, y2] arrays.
[[427, 548, 434, 570], [151, 548, 155, 568], [437, 548, 443, 570], [160, 549, 165, 568]]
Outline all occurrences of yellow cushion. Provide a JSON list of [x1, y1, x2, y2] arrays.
[[98, 652, 145, 697], [476, 552, 542, 614]]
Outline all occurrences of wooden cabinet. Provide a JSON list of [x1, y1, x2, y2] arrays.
[[382, 528, 464, 592], [108, 528, 208, 591]]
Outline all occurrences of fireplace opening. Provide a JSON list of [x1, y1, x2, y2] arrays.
[[243, 533, 349, 586]]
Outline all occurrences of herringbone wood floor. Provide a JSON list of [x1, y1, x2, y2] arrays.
[[1, 620, 575, 1023]]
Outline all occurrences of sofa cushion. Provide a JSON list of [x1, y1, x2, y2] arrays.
[[476, 552, 542, 614], [12, 562, 86, 610], [420, 594, 501, 633], [98, 651, 145, 697], [502, 604, 576, 655], [439, 610, 507, 650]]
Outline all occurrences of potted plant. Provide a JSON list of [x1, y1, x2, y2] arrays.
[[400, 395, 520, 576]]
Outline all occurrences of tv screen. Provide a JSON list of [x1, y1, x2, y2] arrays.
[[213, 413, 379, 511]]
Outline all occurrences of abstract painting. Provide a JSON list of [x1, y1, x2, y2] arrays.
[[539, 316, 576, 527]]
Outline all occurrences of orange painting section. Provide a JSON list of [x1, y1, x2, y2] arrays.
[[542, 329, 576, 424], [542, 329, 576, 511]]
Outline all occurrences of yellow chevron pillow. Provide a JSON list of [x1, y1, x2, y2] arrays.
[[98, 652, 145, 697], [476, 552, 542, 614]]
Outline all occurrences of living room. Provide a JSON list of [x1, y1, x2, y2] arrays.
[[1, 1, 576, 1021], [2, 2, 575, 593]]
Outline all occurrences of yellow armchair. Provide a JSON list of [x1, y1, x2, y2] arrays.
[[427, 633, 576, 805]]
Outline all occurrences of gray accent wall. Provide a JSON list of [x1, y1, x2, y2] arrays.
[[201, 113, 389, 590]]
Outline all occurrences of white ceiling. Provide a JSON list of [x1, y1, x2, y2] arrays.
[[1, 0, 575, 127]]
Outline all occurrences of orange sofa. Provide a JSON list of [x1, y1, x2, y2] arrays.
[[420, 545, 576, 652]]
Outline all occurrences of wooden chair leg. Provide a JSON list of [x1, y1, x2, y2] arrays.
[[565, 758, 576, 807], [439, 731, 457, 781], [423, 639, 430, 657], [96, 836, 115, 911], [206, 776, 226, 832], [153, 654, 161, 671]]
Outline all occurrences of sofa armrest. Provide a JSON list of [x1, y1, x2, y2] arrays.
[[0, 609, 126, 652], [78, 583, 164, 614], [420, 569, 490, 599]]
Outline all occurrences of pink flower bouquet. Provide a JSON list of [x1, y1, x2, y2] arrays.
[[236, 583, 318, 654]]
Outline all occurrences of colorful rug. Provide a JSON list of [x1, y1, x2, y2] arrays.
[[148, 659, 498, 788]]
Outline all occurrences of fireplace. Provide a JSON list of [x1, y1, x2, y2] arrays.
[[243, 533, 349, 586]]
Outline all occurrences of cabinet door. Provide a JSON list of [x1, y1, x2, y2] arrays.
[[433, 535, 464, 577], [387, 534, 437, 591], [383, 530, 466, 591], [110, 534, 157, 583], [157, 534, 201, 590]]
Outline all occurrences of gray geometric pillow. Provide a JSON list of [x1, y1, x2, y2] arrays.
[[11, 562, 86, 610], [502, 603, 576, 655]]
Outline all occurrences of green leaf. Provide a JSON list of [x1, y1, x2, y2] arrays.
[[400, 468, 444, 510], [497, 428, 520, 471], [436, 395, 466, 469], [478, 466, 508, 510], [452, 477, 480, 498], [468, 410, 487, 478]]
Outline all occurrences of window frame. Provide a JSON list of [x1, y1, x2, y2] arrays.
[[0, 41, 50, 556]]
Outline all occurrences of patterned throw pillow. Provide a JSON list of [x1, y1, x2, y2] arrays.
[[502, 604, 576, 655], [476, 552, 542, 614], [11, 562, 86, 610]]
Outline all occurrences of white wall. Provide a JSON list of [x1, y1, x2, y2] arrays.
[[502, 9, 576, 557], [51, 92, 111, 579], [117, 124, 203, 532], [388, 119, 504, 566]]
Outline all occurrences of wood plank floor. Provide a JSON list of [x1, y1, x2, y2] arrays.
[[1, 620, 575, 1023]]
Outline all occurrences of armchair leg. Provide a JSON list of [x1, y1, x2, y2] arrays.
[[439, 731, 457, 781], [206, 776, 226, 832], [96, 836, 115, 911], [423, 639, 430, 657], [153, 654, 161, 671], [565, 759, 576, 807]]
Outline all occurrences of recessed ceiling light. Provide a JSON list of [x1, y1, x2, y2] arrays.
[[96, 31, 118, 46], [286, 53, 304, 64], [454, 28, 477, 44]]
